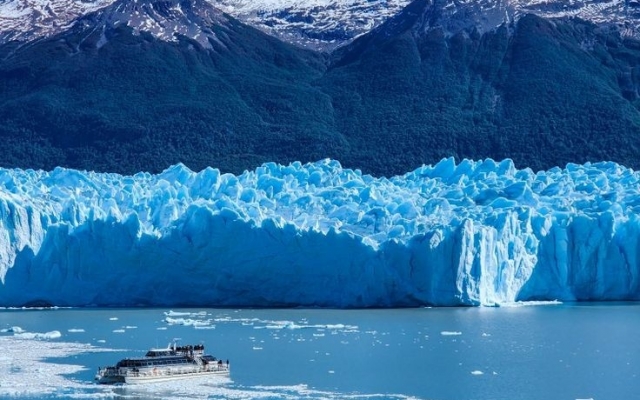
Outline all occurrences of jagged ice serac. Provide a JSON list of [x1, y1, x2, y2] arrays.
[[0, 158, 638, 307]]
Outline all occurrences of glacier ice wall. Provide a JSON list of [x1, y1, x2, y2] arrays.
[[0, 158, 638, 307]]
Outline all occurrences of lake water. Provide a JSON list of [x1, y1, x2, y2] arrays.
[[0, 303, 637, 400]]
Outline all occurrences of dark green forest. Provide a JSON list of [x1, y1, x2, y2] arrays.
[[0, 7, 639, 176]]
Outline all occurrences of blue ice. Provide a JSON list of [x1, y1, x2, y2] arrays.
[[0, 158, 638, 307]]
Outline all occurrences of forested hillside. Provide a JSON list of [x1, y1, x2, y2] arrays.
[[0, 2, 638, 176]]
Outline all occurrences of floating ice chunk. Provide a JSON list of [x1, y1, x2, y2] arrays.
[[194, 325, 216, 330], [14, 330, 61, 340], [1, 326, 25, 334], [0, 336, 105, 397], [164, 310, 207, 317], [256, 320, 358, 331], [440, 331, 462, 336], [497, 301, 563, 308], [164, 317, 213, 327]]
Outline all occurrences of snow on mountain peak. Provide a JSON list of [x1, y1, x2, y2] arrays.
[[215, 0, 640, 49], [72, 0, 228, 48], [0, 0, 638, 47], [0, 159, 639, 307], [0, 0, 114, 43], [0, 0, 229, 47], [401, 0, 637, 39], [215, 0, 414, 50], [0, 0, 409, 48]]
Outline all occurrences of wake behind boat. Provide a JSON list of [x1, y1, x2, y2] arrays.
[[95, 342, 230, 384]]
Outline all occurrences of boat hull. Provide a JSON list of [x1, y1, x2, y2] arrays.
[[96, 375, 125, 384], [123, 368, 229, 383], [97, 367, 229, 384]]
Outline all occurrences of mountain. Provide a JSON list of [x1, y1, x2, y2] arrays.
[[321, 0, 640, 173], [0, 0, 639, 176], [0, 0, 348, 174], [1, 159, 639, 307]]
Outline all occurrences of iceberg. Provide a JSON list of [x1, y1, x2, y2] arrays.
[[0, 158, 638, 307]]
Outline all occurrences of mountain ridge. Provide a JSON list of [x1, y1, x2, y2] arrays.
[[1, 0, 638, 49]]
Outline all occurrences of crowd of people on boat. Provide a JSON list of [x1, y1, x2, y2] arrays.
[[175, 344, 205, 353]]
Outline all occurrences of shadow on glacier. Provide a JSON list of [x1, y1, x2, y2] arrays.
[[3, 203, 640, 308]]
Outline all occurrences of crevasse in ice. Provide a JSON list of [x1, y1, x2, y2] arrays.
[[0, 158, 638, 307]]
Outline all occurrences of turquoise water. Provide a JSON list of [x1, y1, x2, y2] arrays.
[[0, 304, 637, 399]]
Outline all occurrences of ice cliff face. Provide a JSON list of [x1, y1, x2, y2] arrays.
[[0, 158, 638, 307]]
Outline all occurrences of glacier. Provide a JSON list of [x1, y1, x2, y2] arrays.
[[0, 158, 638, 307]]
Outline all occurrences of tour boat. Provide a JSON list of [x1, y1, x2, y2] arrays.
[[95, 342, 230, 384]]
